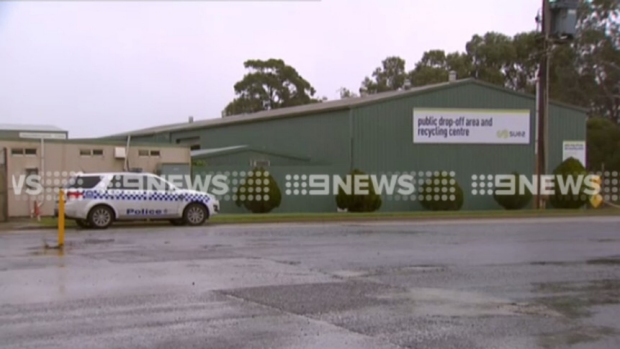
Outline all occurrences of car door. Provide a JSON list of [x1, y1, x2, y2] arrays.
[[108, 174, 149, 219], [143, 174, 180, 218]]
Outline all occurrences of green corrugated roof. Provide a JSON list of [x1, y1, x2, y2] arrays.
[[191, 145, 310, 161], [103, 78, 588, 138], [0, 137, 188, 148], [191, 145, 247, 156], [0, 123, 67, 132]]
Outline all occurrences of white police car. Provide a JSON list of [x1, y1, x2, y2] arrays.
[[54, 172, 219, 229]]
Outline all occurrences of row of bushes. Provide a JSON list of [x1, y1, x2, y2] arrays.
[[334, 169, 465, 212], [230, 158, 594, 213], [493, 157, 593, 210]]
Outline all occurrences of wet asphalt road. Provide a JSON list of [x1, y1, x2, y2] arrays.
[[1, 217, 619, 349]]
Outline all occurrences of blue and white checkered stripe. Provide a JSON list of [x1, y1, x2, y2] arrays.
[[82, 190, 210, 203], [83, 190, 148, 201], [150, 192, 181, 202], [178, 192, 210, 204]]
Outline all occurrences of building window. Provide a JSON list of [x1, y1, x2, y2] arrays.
[[251, 159, 270, 167], [139, 149, 161, 157], [176, 137, 200, 145], [80, 149, 105, 156], [10, 148, 23, 156], [11, 148, 37, 156], [190, 144, 200, 151]]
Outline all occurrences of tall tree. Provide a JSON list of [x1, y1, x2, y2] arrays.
[[223, 59, 322, 117], [575, 0, 620, 121], [359, 56, 408, 95], [505, 31, 540, 94], [586, 117, 620, 172], [338, 87, 358, 99], [465, 32, 518, 87], [408, 50, 471, 87]]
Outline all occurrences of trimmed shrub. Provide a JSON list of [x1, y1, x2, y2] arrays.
[[235, 167, 282, 213], [335, 169, 382, 212], [418, 172, 464, 211], [549, 157, 589, 209], [493, 171, 533, 210]]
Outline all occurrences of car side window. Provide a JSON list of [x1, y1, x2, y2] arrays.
[[109, 175, 123, 190], [146, 176, 172, 191], [109, 175, 147, 191]]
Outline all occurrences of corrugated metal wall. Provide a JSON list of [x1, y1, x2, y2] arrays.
[[193, 151, 310, 166], [351, 82, 586, 211], [182, 111, 354, 213], [547, 106, 587, 170], [172, 110, 352, 165], [193, 164, 349, 213]]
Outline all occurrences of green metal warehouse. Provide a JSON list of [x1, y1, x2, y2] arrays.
[[105, 78, 587, 213]]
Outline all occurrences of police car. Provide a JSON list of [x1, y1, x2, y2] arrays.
[[54, 172, 220, 229]]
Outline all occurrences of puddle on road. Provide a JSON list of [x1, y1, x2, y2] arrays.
[[530, 256, 620, 267], [332, 265, 448, 279], [530, 261, 576, 266], [374, 285, 618, 347], [29, 248, 65, 257], [587, 256, 620, 265], [28, 242, 67, 257], [400, 265, 448, 273], [590, 238, 618, 243], [532, 279, 620, 319], [332, 270, 369, 278], [202, 244, 232, 249], [375, 288, 562, 318], [538, 325, 618, 349], [83, 238, 115, 244]]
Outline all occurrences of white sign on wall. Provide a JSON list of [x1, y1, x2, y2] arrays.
[[562, 140, 586, 167], [19, 132, 67, 140], [413, 108, 530, 144]]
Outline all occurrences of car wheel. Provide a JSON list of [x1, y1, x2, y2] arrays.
[[170, 219, 186, 226], [75, 219, 91, 229], [87, 205, 114, 229], [183, 203, 208, 226]]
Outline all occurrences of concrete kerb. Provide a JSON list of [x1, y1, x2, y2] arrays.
[[2, 210, 620, 232], [0, 223, 169, 232]]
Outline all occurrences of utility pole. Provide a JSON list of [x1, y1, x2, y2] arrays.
[[536, 0, 550, 209], [534, 0, 579, 209]]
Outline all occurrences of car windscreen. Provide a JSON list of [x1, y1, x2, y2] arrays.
[[64, 175, 103, 189]]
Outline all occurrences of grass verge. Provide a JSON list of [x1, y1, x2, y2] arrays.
[[21, 208, 620, 229]]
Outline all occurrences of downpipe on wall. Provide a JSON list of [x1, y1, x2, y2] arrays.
[[31, 138, 45, 221], [534, 72, 540, 156], [125, 135, 131, 171]]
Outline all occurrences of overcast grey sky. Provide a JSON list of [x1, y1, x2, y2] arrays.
[[1, 0, 542, 138]]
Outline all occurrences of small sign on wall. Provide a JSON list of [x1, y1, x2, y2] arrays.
[[19, 132, 67, 140], [562, 140, 586, 167]]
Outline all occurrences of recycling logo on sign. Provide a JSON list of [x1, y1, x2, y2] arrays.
[[496, 129, 509, 139]]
